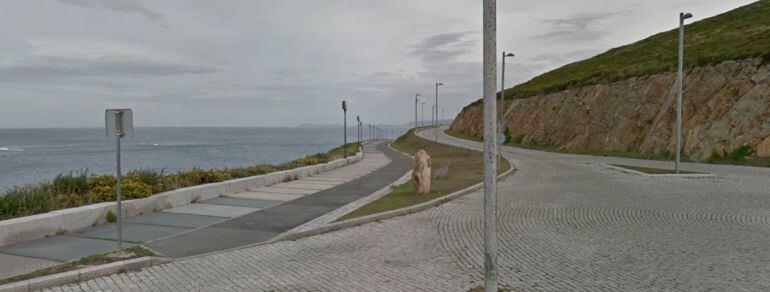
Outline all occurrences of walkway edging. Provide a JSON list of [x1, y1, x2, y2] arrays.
[[601, 163, 717, 178], [0, 148, 363, 248], [0, 256, 170, 292]]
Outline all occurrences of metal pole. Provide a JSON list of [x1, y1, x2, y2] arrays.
[[435, 83, 439, 141], [414, 94, 420, 130], [114, 111, 124, 251], [675, 13, 686, 174], [421, 102, 425, 127], [482, 0, 498, 290], [343, 102, 347, 158], [498, 52, 505, 180], [500, 51, 506, 141]]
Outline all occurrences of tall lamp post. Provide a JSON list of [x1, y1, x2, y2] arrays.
[[482, 0, 498, 291], [499, 51, 515, 175], [414, 93, 421, 130], [432, 105, 436, 127], [342, 100, 347, 158], [421, 102, 425, 127], [435, 82, 443, 141], [675, 12, 693, 174], [500, 51, 515, 136], [356, 116, 361, 145]]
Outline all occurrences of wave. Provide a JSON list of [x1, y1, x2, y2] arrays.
[[0, 147, 24, 152]]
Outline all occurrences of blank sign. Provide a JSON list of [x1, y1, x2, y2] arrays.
[[105, 109, 134, 138]]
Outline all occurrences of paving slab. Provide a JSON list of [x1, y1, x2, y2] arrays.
[[74, 222, 191, 242], [147, 227, 277, 259], [0, 236, 126, 262], [299, 177, 350, 182], [291, 180, 340, 186], [202, 197, 283, 209], [227, 191, 304, 202], [0, 253, 59, 280], [253, 186, 314, 195], [124, 212, 227, 228], [271, 182, 328, 190], [314, 174, 360, 179], [162, 203, 258, 218]]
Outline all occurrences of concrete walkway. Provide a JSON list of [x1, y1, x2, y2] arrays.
[[0, 142, 395, 280], [146, 142, 411, 258]]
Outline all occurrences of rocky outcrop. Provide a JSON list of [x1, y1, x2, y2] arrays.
[[451, 58, 770, 161]]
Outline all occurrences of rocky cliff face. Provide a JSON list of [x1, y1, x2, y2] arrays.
[[451, 58, 770, 161]]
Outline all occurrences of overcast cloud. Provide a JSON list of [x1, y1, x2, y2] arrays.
[[0, 0, 757, 127]]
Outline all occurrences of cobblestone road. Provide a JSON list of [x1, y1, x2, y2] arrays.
[[48, 129, 770, 291]]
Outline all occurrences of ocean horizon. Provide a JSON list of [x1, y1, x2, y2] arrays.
[[0, 126, 404, 192]]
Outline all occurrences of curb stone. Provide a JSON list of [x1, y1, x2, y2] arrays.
[[600, 163, 716, 178], [0, 256, 170, 292]]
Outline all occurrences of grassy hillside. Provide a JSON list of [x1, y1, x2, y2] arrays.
[[491, 0, 770, 102]]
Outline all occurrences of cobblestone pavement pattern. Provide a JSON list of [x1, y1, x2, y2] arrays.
[[48, 128, 770, 291]]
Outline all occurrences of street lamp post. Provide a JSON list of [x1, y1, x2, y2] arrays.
[[356, 116, 361, 145], [414, 93, 421, 130], [421, 102, 425, 127], [499, 51, 515, 177], [342, 100, 347, 158], [432, 105, 436, 127], [435, 82, 443, 142], [500, 51, 515, 136], [675, 12, 693, 174], [482, 0, 498, 291]]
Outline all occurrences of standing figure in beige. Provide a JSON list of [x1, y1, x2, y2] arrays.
[[412, 149, 431, 195]]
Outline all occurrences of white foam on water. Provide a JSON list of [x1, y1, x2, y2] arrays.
[[0, 147, 23, 152]]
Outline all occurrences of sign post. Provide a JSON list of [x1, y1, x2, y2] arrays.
[[105, 109, 133, 252], [342, 100, 347, 158]]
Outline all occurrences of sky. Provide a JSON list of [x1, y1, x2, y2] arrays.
[[0, 0, 757, 128]]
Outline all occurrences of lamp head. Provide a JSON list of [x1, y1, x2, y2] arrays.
[[505, 52, 515, 57], [437, 82, 443, 86], [681, 12, 693, 20]]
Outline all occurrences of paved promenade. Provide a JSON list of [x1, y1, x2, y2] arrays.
[[47, 128, 770, 291], [148, 142, 411, 257], [0, 143, 395, 279]]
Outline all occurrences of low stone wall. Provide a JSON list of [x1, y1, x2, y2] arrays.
[[0, 151, 363, 247]]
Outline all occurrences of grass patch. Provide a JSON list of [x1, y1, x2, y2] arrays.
[[0, 143, 360, 221], [0, 245, 155, 285], [446, 130, 770, 168], [610, 164, 700, 175], [336, 130, 509, 221], [461, 0, 770, 104]]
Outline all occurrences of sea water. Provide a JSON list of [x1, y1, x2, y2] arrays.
[[0, 127, 378, 192]]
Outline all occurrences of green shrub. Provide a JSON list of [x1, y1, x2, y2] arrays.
[[52, 170, 89, 195], [0, 143, 359, 220], [503, 127, 512, 144], [727, 144, 755, 162], [106, 210, 117, 222]]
